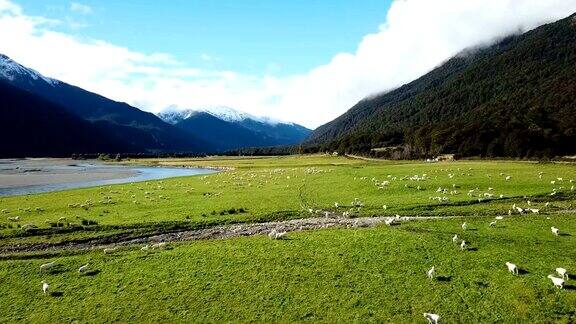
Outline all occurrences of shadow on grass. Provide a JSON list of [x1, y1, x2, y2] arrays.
[[559, 233, 571, 237], [51, 291, 64, 297], [467, 247, 479, 252], [518, 268, 530, 275], [564, 284, 576, 291], [83, 269, 101, 276], [437, 276, 452, 282], [475, 281, 489, 288], [47, 267, 66, 275], [568, 274, 576, 280]]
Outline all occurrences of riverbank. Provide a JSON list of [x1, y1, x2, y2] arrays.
[[0, 158, 214, 196]]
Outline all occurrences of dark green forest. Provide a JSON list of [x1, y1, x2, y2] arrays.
[[305, 14, 576, 159]]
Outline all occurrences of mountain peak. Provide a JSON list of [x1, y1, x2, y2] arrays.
[[0, 54, 59, 86], [159, 105, 296, 126], [202, 106, 251, 123]]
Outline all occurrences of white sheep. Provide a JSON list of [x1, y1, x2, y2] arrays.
[[103, 247, 117, 254], [423, 312, 440, 324], [460, 240, 467, 250], [78, 263, 90, 274], [505, 176, 511, 181], [461, 222, 467, 230], [40, 262, 56, 271], [556, 268, 568, 280], [551, 227, 559, 236], [384, 218, 396, 226], [505, 262, 518, 275], [41, 281, 50, 295], [268, 229, 277, 239], [529, 209, 539, 214], [489, 221, 497, 227], [547, 275, 564, 289], [151, 242, 169, 249], [427, 266, 435, 279], [141, 244, 150, 252], [495, 216, 504, 220], [268, 229, 286, 240], [452, 234, 458, 243]]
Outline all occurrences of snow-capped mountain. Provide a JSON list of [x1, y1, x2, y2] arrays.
[[158, 105, 311, 151], [157, 107, 199, 125], [0, 54, 212, 154], [0, 54, 59, 86], [158, 105, 277, 125], [202, 106, 253, 123]]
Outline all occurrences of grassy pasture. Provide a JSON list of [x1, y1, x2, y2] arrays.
[[0, 215, 575, 322], [0, 155, 574, 239], [0, 155, 575, 322]]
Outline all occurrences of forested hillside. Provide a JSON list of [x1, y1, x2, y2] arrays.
[[307, 14, 576, 159]]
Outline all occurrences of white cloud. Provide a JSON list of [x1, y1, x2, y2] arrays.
[[1, 0, 576, 128], [200, 53, 213, 62], [70, 2, 91, 14]]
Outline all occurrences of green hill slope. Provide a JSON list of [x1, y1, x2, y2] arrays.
[[307, 14, 576, 158]]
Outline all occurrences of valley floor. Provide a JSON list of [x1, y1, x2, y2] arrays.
[[0, 155, 575, 322]]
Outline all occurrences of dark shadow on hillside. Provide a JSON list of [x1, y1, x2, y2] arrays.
[[568, 274, 576, 280], [564, 284, 576, 291], [437, 276, 452, 282], [467, 247, 478, 252], [518, 268, 530, 275], [559, 233, 571, 237], [50, 291, 64, 297]]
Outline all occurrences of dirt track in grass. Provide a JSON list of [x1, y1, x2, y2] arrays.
[[0, 214, 465, 256]]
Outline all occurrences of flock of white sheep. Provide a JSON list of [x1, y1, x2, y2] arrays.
[[422, 215, 571, 323], [39, 240, 173, 297], [5, 162, 573, 323]]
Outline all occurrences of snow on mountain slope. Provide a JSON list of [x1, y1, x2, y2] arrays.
[[158, 105, 288, 125], [157, 105, 312, 149], [0, 54, 59, 86]]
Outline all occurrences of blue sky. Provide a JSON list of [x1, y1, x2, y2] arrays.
[[16, 0, 391, 76], [2, 0, 573, 127]]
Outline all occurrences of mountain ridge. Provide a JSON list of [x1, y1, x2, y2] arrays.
[[306, 13, 576, 158], [0, 79, 139, 157], [158, 106, 311, 151], [0, 54, 212, 154]]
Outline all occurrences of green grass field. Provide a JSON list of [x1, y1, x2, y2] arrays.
[[0, 155, 575, 322]]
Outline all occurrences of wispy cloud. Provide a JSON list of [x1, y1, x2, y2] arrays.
[[1, 0, 576, 128], [70, 2, 91, 14], [200, 53, 213, 62]]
